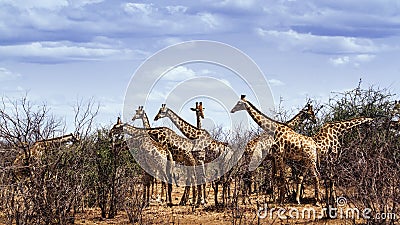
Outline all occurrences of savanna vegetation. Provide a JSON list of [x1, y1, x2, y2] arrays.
[[0, 82, 399, 225]]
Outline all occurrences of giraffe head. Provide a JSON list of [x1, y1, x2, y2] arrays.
[[190, 102, 205, 119], [109, 117, 124, 137], [67, 133, 80, 143], [301, 103, 317, 123], [394, 100, 400, 114], [154, 104, 168, 121], [230, 95, 247, 113], [132, 106, 145, 122]]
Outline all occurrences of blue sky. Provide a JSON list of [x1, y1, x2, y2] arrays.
[[1, 0, 399, 132]]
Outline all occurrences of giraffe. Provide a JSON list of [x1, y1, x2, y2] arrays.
[[155, 104, 235, 206], [311, 116, 374, 203], [107, 118, 156, 205], [131, 110, 200, 206], [109, 117, 174, 206], [241, 103, 317, 204], [132, 106, 195, 205], [131, 106, 163, 201], [13, 133, 80, 179], [231, 95, 321, 205], [190, 102, 207, 203]]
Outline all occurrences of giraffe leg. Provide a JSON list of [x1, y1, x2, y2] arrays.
[[310, 163, 321, 206], [274, 155, 286, 204], [160, 181, 165, 202], [213, 181, 219, 206], [165, 154, 174, 206], [196, 161, 206, 205], [151, 178, 155, 200], [167, 182, 173, 206], [242, 171, 251, 204], [295, 174, 304, 205], [143, 173, 151, 207], [180, 186, 190, 205], [202, 183, 207, 204], [179, 170, 194, 205], [192, 185, 197, 205]]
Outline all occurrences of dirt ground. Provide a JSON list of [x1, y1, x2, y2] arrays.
[[72, 184, 357, 225], [0, 184, 364, 225]]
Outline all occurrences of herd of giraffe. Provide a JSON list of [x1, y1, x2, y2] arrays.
[[109, 95, 379, 207], [12, 96, 398, 208]]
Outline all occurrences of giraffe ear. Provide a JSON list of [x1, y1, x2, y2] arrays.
[[190, 108, 196, 111], [241, 94, 246, 100]]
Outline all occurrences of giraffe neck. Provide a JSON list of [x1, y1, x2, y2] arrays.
[[121, 124, 149, 139], [142, 112, 151, 129], [330, 117, 372, 135], [36, 133, 75, 145], [286, 111, 306, 128], [196, 113, 202, 129], [244, 101, 277, 133], [166, 108, 200, 139]]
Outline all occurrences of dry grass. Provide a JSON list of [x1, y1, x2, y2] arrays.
[[71, 185, 361, 225]]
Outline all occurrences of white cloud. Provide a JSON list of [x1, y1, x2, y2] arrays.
[[355, 54, 376, 62], [69, 0, 104, 8], [166, 5, 188, 14], [1, 0, 68, 10], [257, 28, 382, 54], [218, 0, 257, 8], [197, 13, 220, 29], [329, 54, 376, 67], [123, 3, 156, 15], [163, 66, 196, 81], [329, 56, 350, 66], [156, 37, 184, 48], [0, 68, 21, 81], [0, 41, 147, 63], [268, 78, 285, 86]]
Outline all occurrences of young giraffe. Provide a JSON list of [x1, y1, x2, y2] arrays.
[[155, 104, 235, 206], [109, 117, 174, 206], [131, 111, 200, 206], [231, 95, 321, 205], [13, 133, 79, 179], [132, 106, 166, 202], [241, 103, 317, 204]]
